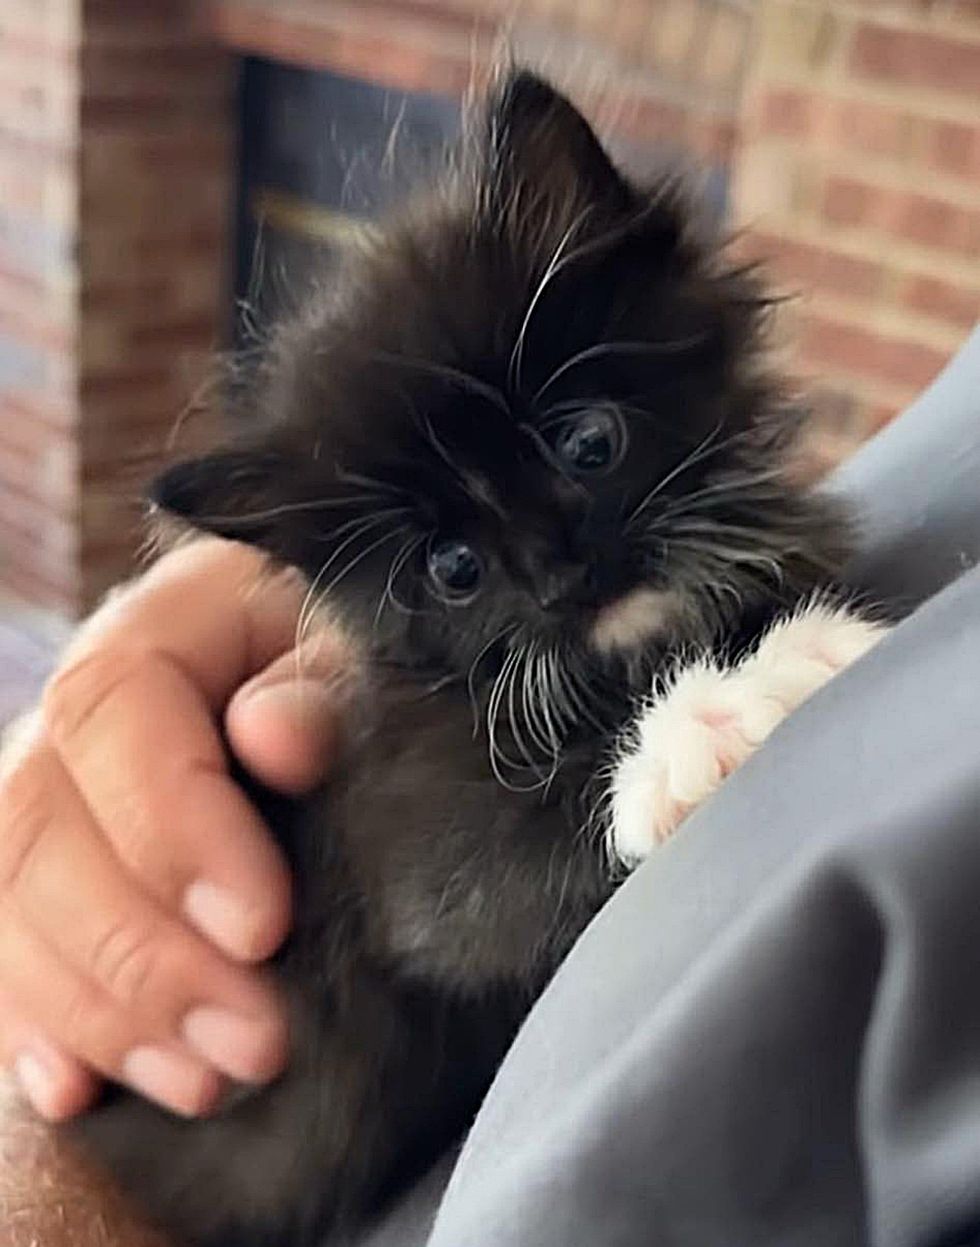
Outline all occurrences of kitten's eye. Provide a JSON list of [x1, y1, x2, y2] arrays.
[[427, 538, 483, 602], [554, 406, 626, 475]]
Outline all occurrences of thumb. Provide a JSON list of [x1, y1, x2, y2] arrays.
[[225, 630, 353, 795]]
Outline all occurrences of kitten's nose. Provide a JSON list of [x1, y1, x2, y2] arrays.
[[536, 563, 589, 611]]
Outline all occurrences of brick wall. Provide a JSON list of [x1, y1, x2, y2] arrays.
[[2, 0, 977, 615], [0, 0, 81, 612], [734, 0, 980, 471], [214, 0, 752, 167], [0, 0, 231, 616], [79, 0, 231, 607]]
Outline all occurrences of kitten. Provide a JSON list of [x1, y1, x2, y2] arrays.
[[70, 69, 852, 1246]]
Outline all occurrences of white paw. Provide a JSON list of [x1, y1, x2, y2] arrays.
[[608, 600, 890, 867]]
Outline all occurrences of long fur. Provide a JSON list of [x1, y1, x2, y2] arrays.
[[70, 69, 853, 1246]]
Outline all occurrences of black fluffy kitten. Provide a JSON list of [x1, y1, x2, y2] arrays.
[[73, 71, 848, 1246]]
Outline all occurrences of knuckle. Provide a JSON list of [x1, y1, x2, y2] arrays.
[[0, 762, 50, 894], [59, 982, 122, 1072], [42, 648, 137, 752], [59, 983, 107, 1058], [88, 919, 163, 1008]]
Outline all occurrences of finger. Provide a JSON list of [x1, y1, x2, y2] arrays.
[[0, 917, 221, 1117], [3, 747, 288, 1089], [0, 996, 98, 1122], [41, 540, 314, 961], [226, 633, 354, 795]]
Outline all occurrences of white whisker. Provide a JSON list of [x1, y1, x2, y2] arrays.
[[295, 510, 411, 663], [532, 334, 706, 408], [626, 420, 729, 529], [368, 351, 511, 418], [653, 465, 788, 525], [320, 523, 412, 601], [466, 624, 517, 737], [373, 532, 426, 627], [192, 493, 394, 529], [509, 206, 593, 394]]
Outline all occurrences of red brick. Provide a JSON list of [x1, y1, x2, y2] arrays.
[[890, 192, 980, 255], [84, 277, 173, 313], [750, 231, 884, 300], [929, 120, 980, 181], [757, 87, 818, 139], [210, 3, 480, 96], [850, 24, 980, 99], [127, 314, 219, 351], [822, 176, 879, 227], [800, 313, 950, 391], [822, 176, 980, 256], [833, 98, 913, 161], [617, 98, 721, 156], [898, 275, 980, 331]]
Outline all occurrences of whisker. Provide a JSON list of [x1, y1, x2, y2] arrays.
[[487, 646, 523, 785], [466, 624, 517, 737], [335, 468, 410, 499], [524, 641, 557, 757], [373, 532, 426, 627], [189, 493, 394, 530], [320, 523, 413, 601], [506, 645, 540, 775], [509, 206, 592, 394], [532, 334, 707, 408], [367, 350, 511, 418], [561, 653, 606, 734], [295, 511, 411, 658], [653, 465, 788, 524], [626, 419, 727, 528], [316, 505, 412, 546], [486, 643, 555, 792]]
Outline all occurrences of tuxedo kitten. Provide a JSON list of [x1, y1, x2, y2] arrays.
[[71, 69, 851, 1246]]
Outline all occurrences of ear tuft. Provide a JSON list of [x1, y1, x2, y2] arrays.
[[482, 67, 630, 215]]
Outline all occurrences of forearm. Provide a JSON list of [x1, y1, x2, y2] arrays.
[[0, 1076, 172, 1246]]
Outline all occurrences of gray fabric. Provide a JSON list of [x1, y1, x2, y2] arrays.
[[365, 327, 980, 1247], [835, 327, 980, 608]]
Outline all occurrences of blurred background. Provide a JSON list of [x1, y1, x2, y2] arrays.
[[1, 0, 978, 719]]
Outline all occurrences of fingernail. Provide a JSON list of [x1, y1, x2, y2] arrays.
[[182, 1006, 286, 1083], [15, 1049, 58, 1118], [122, 1046, 218, 1117], [184, 880, 259, 958]]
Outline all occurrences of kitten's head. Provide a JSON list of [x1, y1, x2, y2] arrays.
[[154, 70, 847, 759]]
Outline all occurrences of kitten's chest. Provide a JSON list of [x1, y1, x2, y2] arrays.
[[304, 676, 612, 991]]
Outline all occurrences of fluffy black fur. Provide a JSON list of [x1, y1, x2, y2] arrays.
[[71, 70, 850, 1246]]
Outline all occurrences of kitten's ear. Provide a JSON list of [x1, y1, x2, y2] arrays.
[[150, 448, 301, 558], [482, 69, 630, 214]]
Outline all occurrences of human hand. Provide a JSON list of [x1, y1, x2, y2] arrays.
[[0, 538, 349, 1120]]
